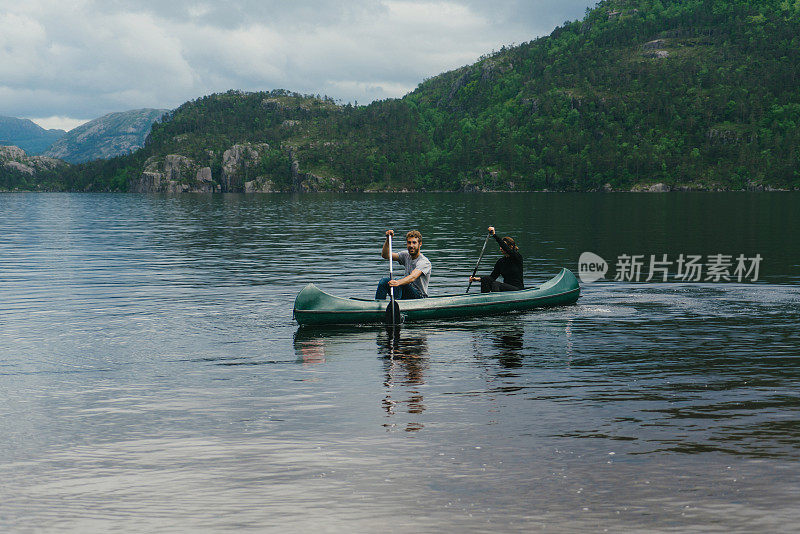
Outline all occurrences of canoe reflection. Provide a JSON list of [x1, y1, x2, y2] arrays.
[[378, 328, 429, 432], [293, 325, 375, 364]]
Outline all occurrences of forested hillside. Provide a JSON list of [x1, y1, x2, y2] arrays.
[[5, 0, 800, 192]]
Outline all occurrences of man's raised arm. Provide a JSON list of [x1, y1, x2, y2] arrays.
[[381, 229, 400, 261]]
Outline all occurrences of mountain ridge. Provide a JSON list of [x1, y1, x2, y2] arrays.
[[5, 0, 800, 191], [0, 116, 66, 155], [43, 108, 169, 164]]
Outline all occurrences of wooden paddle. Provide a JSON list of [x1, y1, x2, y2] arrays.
[[466, 231, 492, 293], [385, 233, 401, 325]]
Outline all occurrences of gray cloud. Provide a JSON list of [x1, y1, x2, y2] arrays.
[[0, 0, 595, 125]]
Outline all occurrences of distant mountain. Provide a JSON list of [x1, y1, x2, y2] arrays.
[[43, 109, 168, 164], [0, 116, 66, 155]]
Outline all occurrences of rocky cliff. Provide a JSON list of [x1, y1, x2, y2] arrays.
[[129, 142, 288, 193], [130, 154, 216, 193], [0, 145, 67, 176]]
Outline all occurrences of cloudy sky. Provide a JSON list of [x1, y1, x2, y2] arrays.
[[1, 0, 595, 131]]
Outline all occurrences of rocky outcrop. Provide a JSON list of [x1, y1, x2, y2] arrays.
[[129, 154, 216, 193], [630, 182, 671, 192], [0, 145, 67, 175], [293, 171, 346, 192], [642, 38, 669, 59], [129, 142, 287, 193], [244, 179, 278, 192], [127, 137, 353, 194], [221, 143, 270, 192], [437, 69, 470, 108], [642, 39, 667, 49], [262, 98, 286, 111], [459, 169, 501, 192], [707, 127, 754, 144], [285, 147, 345, 192]]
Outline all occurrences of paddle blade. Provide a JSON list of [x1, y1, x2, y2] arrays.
[[385, 300, 402, 326]]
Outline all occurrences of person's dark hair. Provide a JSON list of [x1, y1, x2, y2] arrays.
[[502, 236, 518, 252], [406, 230, 422, 242]]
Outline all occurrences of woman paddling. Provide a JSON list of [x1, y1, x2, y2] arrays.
[[469, 226, 524, 293]]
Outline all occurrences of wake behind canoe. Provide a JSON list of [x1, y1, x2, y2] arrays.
[[293, 268, 580, 326]]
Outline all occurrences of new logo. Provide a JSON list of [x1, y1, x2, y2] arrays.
[[578, 252, 608, 283]]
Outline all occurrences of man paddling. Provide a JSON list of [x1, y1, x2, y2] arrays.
[[376, 230, 431, 300]]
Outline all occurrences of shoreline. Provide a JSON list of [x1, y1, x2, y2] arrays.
[[1, 188, 796, 194]]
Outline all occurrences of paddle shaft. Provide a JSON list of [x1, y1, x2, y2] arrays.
[[466, 232, 492, 293], [388, 234, 396, 325]]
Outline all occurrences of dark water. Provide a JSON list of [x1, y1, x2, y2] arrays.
[[1, 192, 798, 532]]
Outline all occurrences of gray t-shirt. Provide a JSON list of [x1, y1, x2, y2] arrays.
[[397, 250, 431, 297]]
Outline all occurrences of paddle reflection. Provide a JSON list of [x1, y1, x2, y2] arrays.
[[491, 326, 524, 368], [377, 328, 429, 432]]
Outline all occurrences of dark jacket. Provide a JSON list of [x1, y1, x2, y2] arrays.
[[488, 234, 524, 289]]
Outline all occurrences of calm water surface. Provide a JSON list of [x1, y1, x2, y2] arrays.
[[1, 192, 799, 532]]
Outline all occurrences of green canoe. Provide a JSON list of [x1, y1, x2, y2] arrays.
[[293, 268, 580, 326]]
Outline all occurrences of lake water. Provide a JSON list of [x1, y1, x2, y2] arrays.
[[1, 192, 799, 532]]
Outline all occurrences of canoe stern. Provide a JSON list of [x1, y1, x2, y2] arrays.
[[294, 283, 384, 325]]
